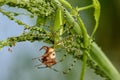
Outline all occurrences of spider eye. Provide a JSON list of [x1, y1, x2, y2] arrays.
[[52, 53, 56, 57], [53, 53, 55, 55], [49, 52, 56, 58]]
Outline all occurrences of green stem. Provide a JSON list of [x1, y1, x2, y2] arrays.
[[90, 42, 120, 80], [80, 51, 87, 80], [77, 16, 89, 80], [77, 5, 94, 11], [59, 0, 72, 10], [77, 16, 89, 48]]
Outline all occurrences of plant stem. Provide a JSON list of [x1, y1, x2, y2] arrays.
[[77, 16, 89, 80], [77, 5, 94, 11], [90, 42, 120, 80], [80, 51, 87, 80]]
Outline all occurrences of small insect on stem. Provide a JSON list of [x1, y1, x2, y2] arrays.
[[8, 47, 12, 53], [33, 46, 58, 72]]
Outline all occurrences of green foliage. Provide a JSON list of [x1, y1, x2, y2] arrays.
[[91, 0, 100, 38], [0, 0, 120, 80]]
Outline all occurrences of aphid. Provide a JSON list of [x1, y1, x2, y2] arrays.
[[8, 47, 12, 53], [33, 46, 58, 71], [8, 42, 16, 53]]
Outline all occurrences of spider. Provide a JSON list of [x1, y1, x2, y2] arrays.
[[33, 44, 81, 74], [33, 22, 82, 73], [33, 46, 58, 72]]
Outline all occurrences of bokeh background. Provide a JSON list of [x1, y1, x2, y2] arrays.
[[0, 0, 120, 80], [96, 0, 120, 71]]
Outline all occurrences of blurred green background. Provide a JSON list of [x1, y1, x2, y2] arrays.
[[0, 0, 120, 80], [97, 0, 120, 71]]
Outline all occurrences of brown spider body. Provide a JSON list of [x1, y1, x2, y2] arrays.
[[38, 46, 57, 67]]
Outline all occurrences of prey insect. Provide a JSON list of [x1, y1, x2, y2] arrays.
[[33, 46, 58, 72]]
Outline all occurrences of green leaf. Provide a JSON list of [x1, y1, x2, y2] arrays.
[[53, 8, 63, 45], [91, 0, 101, 38]]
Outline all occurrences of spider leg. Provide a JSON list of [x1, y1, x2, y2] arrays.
[[37, 66, 47, 69], [63, 58, 77, 74], [37, 66, 59, 72], [57, 44, 73, 63], [32, 57, 40, 60], [48, 67, 59, 72], [57, 52, 68, 63], [32, 57, 42, 62], [35, 63, 43, 67]]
